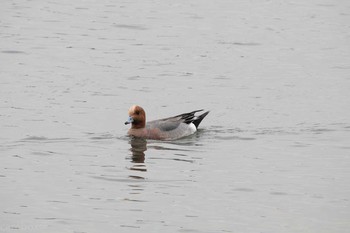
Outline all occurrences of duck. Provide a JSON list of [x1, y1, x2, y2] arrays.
[[124, 105, 209, 140]]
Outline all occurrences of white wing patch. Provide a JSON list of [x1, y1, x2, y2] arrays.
[[188, 123, 197, 135]]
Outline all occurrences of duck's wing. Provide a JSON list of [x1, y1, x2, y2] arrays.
[[147, 109, 209, 132], [147, 116, 182, 132]]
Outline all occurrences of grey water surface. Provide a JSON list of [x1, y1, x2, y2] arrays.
[[1, 0, 350, 232]]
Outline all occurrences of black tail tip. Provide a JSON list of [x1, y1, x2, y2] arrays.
[[193, 111, 209, 129]]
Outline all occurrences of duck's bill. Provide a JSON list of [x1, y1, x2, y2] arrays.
[[124, 116, 134, 125]]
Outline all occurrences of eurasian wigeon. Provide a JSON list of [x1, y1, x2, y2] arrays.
[[124, 105, 209, 140]]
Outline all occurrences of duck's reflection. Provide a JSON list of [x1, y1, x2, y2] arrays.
[[128, 137, 147, 172]]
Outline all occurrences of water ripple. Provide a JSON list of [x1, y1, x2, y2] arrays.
[[20, 136, 71, 142]]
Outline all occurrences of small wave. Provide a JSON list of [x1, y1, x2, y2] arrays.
[[1, 50, 26, 54], [113, 24, 147, 30], [205, 126, 255, 141], [216, 135, 256, 140], [20, 136, 71, 142], [89, 134, 115, 140], [22, 136, 48, 141], [218, 41, 261, 46], [91, 175, 146, 183]]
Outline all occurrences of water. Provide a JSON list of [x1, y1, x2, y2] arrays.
[[1, 0, 350, 232]]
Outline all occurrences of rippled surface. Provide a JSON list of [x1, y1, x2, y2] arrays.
[[1, 0, 350, 232]]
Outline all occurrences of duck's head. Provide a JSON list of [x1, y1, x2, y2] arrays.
[[125, 105, 146, 129]]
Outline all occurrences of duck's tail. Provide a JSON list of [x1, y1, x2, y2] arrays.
[[192, 111, 209, 129]]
